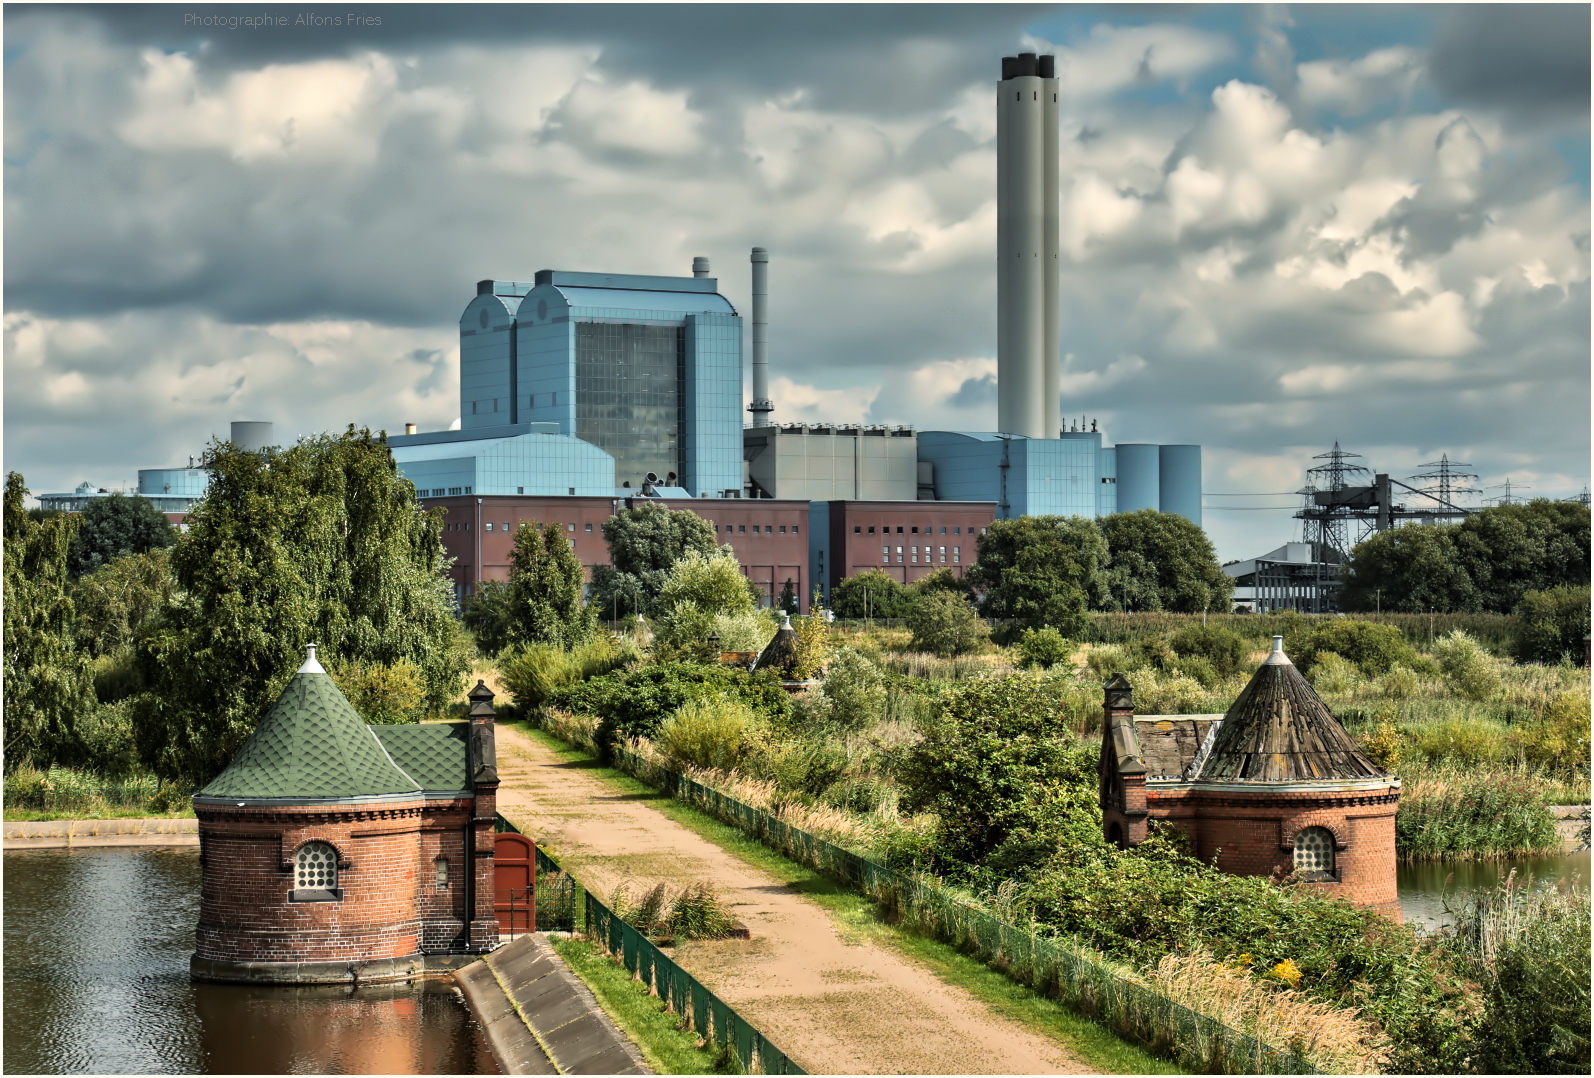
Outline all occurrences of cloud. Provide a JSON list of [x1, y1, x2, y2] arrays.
[[1428, 4, 1591, 120]]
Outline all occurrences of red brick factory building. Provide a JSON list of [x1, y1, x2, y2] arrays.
[[191, 647, 505, 983], [424, 493, 997, 612], [1098, 636, 1401, 918]]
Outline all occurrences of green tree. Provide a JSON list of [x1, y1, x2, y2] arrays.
[[776, 577, 798, 615], [127, 430, 468, 785], [1513, 585, 1591, 664], [66, 493, 177, 578], [907, 589, 990, 656], [71, 548, 179, 659], [3, 473, 99, 768], [1338, 523, 1477, 612], [1098, 510, 1229, 613], [830, 568, 915, 618], [653, 548, 764, 656], [590, 502, 719, 617], [966, 515, 1108, 636], [500, 521, 595, 650], [912, 566, 972, 598]]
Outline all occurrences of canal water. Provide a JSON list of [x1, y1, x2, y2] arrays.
[[3, 847, 499, 1075], [1398, 848, 1589, 931]]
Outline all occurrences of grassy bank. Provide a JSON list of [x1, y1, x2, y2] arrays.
[[516, 724, 1183, 1076], [2, 767, 191, 820]]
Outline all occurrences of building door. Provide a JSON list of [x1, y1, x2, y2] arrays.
[[493, 833, 536, 936]]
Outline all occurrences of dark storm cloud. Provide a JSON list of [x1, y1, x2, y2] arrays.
[[1428, 4, 1590, 118]]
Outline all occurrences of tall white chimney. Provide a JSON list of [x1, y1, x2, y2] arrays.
[[748, 247, 773, 427], [692, 256, 711, 278], [997, 52, 1059, 439]]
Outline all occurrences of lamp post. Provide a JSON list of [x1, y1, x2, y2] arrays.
[[707, 630, 721, 662]]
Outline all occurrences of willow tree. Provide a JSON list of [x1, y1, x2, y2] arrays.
[[3, 472, 98, 768], [129, 429, 468, 785]]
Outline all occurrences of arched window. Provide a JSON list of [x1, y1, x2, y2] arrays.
[[1293, 827, 1336, 878], [295, 842, 339, 896]]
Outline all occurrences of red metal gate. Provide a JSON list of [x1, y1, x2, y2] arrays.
[[493, 832, 535, 936]]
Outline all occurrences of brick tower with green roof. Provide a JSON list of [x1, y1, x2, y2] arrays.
[[191, 645, 504, 984]]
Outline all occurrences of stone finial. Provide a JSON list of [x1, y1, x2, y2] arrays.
[[298, 644, 326, 674], [1263, 635, 1292, 666]]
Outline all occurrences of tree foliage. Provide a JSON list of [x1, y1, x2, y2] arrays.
[[501, 521, 595, 650], [830, 567, 915, 618], [907, 589, 990, 656], [127, 430, 468, 785], [71, 548, 179, 659], [590, 502, 719, 618], [3, 473, 98, 768], [1341, 501, 1590, 613], [66, 493, 177, 578], [1513, 585, 1591, 664], [967, 515, 1108, 636], [1098, 510, 1230, 613], [653, 548, 765, 656]]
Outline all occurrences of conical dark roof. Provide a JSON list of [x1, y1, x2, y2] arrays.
[[754, 615, 801, 678], [1197, 637, 1385, 782], [198, 646, 423, 801]]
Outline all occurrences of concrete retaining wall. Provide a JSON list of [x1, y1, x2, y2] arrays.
[[455, 934, 649, 1075], [4, 817, 198, 849]]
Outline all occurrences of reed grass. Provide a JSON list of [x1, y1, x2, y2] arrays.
[[1145, 950, 1391, 1075], [1395, 765, 1563, 860], [2, 766, 184, 819]]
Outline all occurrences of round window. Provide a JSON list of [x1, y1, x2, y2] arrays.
[[1293, 827, 1335, 875]]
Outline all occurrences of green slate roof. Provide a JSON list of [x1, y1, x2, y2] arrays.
[[373, 723, 471, 793], [198, 671, 424, 801]]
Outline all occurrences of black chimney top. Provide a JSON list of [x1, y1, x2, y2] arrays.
[[1001, 53, 1055, 81]]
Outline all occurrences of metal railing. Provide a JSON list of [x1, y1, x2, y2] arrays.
[[608, 744, 1317, 1076]]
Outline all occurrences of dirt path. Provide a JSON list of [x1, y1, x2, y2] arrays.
[[493, 723, 1092, 1076]]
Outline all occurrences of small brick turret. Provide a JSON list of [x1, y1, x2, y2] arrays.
[[1099, 636, 1402, 919]]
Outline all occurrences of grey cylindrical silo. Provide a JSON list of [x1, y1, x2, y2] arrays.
[[1115, 443, 1160, 513], [230, 421, 274, 453], [1159, 445, 1202, 527], [748, 248, 773, 427], [1041, 54, 1060, 438]]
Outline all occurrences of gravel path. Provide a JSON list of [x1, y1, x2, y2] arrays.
[[493, 722, 1092, 1076]]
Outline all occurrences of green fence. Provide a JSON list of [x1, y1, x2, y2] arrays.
[[585, 888, 806, 1075], [608, 744, 1317, 1076]]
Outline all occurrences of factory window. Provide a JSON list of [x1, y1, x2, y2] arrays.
[[867, 526, 875, 534], [752, 525, 760, 534], [503, 523, 509, 532], [953, 527, 960, 534], [575, 321, 684, 489], [896, 526, 904, 534], [585, 522, 593, 532], [485, 522, 493, 531], [567, 523, 575, 532], [779, 525, 787, 533], [911, 526, 918, 534], [517, 487, 524, 495], [980, 527, 987, 534], [953, 546, 961, 562], [940, 527, 947, 534], [568, 487, 575, 496], [854, 526, 861, 533], [939, 546, 946, 563], [568, 538, 575, 549], [792, 526, 798, 535], [882, 546, 890, 557], [738, 525, 745, 533], [471, 401, 477, 415]]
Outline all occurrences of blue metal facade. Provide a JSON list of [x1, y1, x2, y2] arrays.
[[389, 431, 616, 498], [138, 467, 208, 498], [1158, 445, 1202, 527], [486, 271, 744, 495], [1114, 444, 1161, 514]]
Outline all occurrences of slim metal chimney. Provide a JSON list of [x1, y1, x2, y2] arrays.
[[692, 256, 711, 279], [748, 247, 773, 427], [997, 52, 1059, 439]]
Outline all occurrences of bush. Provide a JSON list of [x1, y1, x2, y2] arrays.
[[818, 648, 886, 730], [1376, 664, 1420, 700], [1409, 715, 1511, 768], [499, 645, 578, 714], [1287, 619, 1421, 677], [549, 662, 791, 747], [1016, 627, 1073, 669], [1306, 652, 1362, 695], [330, 660, 426, 724], [1513, 585, 1591, 663], [1432, 630, 1502, 700], [655, 696, 767, 772], [1396, 767, 1561, 858], [907, 590, 990, 657], [831, 568, 917, 619], [1126, 666, 1213, 715], [1359, 712, 1404, 772], [1167, 624, 1247, 678], [1514, 690, 1592, 771]]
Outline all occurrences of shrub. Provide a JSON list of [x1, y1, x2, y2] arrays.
[[549, 662, 791, 746], [1307, 652, 1362, 696], [710, 608, 779, 654], [330, 660, 425, 723], [907, 590, 990, 657], [818, 648, 886, 731], [1513, 585, 1591, 664], [831, 568, 917, 619], [1358, 712, 1404, 773], [1287, 619, 1421, 677], [1016, 627, 1073, 669], [791, 610, 828, 679], [1431, 630, 1502, 700], [1444, 879, 1592, 1075], [1514, 690, 1592, 770], [500, 645, 577, 714], [1168, 624, 1248, 678], [1127, 666, 1213, 715], [1376, 664, 1420, 700], [1083, 643, 1140, 679], [1409, 715, 1510, 768], [655, 695, 767, 772]]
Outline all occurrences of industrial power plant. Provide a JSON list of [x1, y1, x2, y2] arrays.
[[40, 53, 1206, 609]]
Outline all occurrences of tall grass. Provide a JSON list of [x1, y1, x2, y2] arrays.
[[1439, 876, 1591, 1074], [3, 766, 179, 817], [1395, 766, 1562, 860], [1146, 950, 1391, 1075]]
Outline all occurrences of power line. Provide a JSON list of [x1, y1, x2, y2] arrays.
[[1202, 492, 1300, 496]]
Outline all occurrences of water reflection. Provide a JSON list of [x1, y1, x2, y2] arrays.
[[1397, 849, 1589, 931], [4, 847, 497, 1075]]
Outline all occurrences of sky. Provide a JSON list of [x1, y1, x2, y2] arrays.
[[4, 2, 1589, 561]]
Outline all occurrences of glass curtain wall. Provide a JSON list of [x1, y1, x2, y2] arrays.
[[575, 322, 685, 489]]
